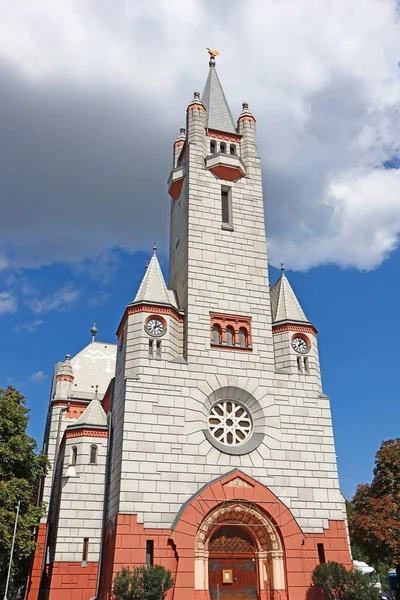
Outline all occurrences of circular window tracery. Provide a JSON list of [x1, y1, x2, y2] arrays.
[[208, 400, 253, 447]]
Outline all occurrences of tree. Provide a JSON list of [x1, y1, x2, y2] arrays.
[[309, 561, 379, 600], [113, 565, 174, 600], [0, 386, 49, 597], [349, 439, 400, 583]]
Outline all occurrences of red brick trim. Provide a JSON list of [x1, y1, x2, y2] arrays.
[[210, 312, 252, 350], [238, 115, 256, 123], [66, 428, 108, 439], [209, 165, 244, 181], [117, 304, 183, 337], [272, 322, 317, 336], [207, 129, 242, 143], [187, 103, 205, 112]]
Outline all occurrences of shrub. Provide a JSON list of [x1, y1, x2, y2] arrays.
[[310, 561, 379, 600], [113, 565, 174, 600]]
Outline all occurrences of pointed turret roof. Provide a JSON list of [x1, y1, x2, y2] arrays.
[[57, 354, 74, 379], [68, 392, 108, 429], [133, 245, 178, 308], [202, 59, 236, 134], [270, 270, 308, 323]]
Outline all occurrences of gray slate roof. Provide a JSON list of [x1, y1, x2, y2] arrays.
[[202, 62, 236, 134], [270, 272, 308, 323], [68, 394, 108, 429], [133, 253, 178, 308]]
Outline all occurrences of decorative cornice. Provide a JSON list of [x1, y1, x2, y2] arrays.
[[66, 428, 108, 439], [207, 129, 242, 143], [272, 321, 317, 336], [117, 303, 184, 336]]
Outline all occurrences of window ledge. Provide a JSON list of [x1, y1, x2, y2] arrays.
[[221, 223, 234, 232], [210, 342, 252, 352]]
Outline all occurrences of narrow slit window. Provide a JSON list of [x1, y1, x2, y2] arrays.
[[317, 543, 326, 564], [146, 540, 154, 567], [303, 357, 309, 373], [82, 538, 89, 564], [148, 340, 154, 358], [156, 340, 162, 359], [220, 142, 226, 153], [71, 446, 77, 466], [89, 445, 97, 464], [221, 188, 231, 225], [210, 140, 216, 154], [297, 356, 302, 373]]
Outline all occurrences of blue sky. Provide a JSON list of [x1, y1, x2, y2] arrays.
[[1, 0, 400, 500], [2, 247, 399, 499]]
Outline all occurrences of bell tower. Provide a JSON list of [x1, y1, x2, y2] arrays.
[[168, 54, 273, 364]]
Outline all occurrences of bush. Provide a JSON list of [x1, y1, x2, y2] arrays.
[[113, 565, 174, 600], [310, 561, 379, 600]]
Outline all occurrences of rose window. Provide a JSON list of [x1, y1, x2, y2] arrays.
[[208, 401, 253, 447]]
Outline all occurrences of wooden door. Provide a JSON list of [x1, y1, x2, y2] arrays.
[[208, 526, 258, 600]]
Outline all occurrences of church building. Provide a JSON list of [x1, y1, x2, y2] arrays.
[[25, 53, 351, 600]]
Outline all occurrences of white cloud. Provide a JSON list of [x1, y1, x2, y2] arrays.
[[29, 370, 48, 382], [14, 318, 44, 332], [0, 0, 399, 270], [26, 283, 80, 314], [0, 291, 17, 315]]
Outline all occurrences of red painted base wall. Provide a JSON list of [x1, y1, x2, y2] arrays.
[[25, 523, 46, 600], [27, 471, 352, 600]]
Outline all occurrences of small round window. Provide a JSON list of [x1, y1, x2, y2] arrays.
[[208, 400, 253, 447]]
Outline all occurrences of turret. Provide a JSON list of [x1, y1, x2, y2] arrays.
[[186, 91, 207, 156], [55, 354, 74, 399], [270, 266, 321, 385], [238, 102, 257, 160], [173, 127, 186, 168]]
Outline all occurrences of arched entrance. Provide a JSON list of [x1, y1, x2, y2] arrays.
[[208, 526, 257, 600], [195, 502, 286, 600]]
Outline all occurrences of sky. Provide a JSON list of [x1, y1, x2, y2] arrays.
[[1, 0, 400, 499]]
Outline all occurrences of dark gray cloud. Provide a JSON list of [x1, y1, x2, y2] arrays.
[[0, 0, 399, 273]]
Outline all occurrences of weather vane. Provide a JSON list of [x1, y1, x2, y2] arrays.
[[206, 47, 219, 59]]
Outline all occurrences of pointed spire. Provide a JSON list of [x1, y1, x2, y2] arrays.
[[69, 388, 108, 429], [133, 247, 178, 308], [202, 59, 236, 134], [270, 270, 308, 323], [57, 354, 74, 379]]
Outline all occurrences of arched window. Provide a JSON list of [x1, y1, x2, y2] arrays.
[[238, 327, 248, 348], [220, 142, 226, 153], [225, 326, 235, 346], [212, 324, 222, 345], [71, 446, 77, 466], [90, 445, 97, 464], [230, 144, 236, 155], [210, 140, 216, 154]]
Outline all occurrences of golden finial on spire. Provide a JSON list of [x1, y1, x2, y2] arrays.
[[206, 48, 219, 59]]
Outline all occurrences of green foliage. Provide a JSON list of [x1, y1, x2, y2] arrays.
[[310, 561, 379, 600], [0, 386, 49, 596], [113, 565, 174, 600], [348, 438, 400, 573]]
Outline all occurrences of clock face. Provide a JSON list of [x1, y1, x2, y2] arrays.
[[145, 318, 165, 337], [291, 337, 309, 354]]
